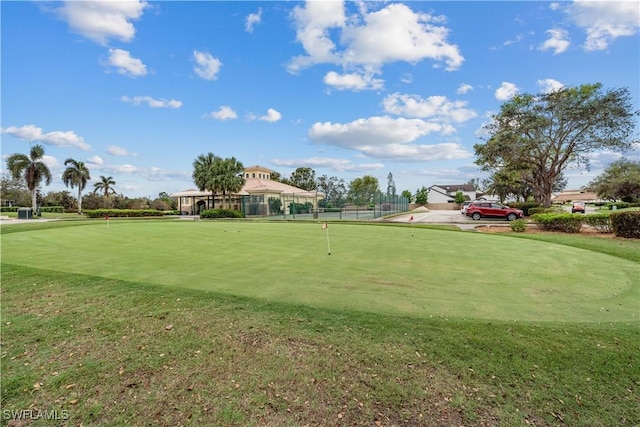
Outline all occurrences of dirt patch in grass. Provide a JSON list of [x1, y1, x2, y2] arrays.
[[475, 224, 624, 239]]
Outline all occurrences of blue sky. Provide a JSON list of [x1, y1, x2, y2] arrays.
[[2, 1, 639, 198]]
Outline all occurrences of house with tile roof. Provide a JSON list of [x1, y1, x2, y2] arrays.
[[171, 165, 324, 216]]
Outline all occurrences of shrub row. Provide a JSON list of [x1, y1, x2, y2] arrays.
[[84, 209, 165, 218], [0, 206, 65, 213], [527, 207, 557, 216], [531, 213, 585, 233], [200, 208, 243, 219], [532, 211, 639, 238], [506, 202, 540, 216], [582, 213, 613, 234], [605, 202, 640, 210], [610, 211, 640, 239]]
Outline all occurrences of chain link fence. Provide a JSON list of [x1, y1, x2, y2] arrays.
[[241, 193, 409, 220]]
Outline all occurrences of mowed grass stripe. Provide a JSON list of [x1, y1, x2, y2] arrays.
[[1, 221, 637, 322]]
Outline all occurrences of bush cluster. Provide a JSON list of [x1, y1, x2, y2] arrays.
[[531, 213, 584, 233], [200, 209, 243, 219], [610, 211, 640, 238], [84, 209, 165, 218], [289, 202, 313, 214], [582, 213, 613, 234], [509, 219, 526, 232], [506, 202, 539, 216]]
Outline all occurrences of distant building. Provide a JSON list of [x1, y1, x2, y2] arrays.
[[427, 184, 477, 204], [171, 165, 324, 216], [551, 190, 601, 203]]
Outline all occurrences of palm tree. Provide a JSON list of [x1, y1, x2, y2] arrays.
[[94, 175, 116, 197], [192, 152, 222, 209], [218, 157, 245, 209], [6, 144, 53, 210], [62, 158, 91, 214]]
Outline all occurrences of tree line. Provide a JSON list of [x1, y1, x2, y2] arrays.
[[2, 144, 175, 213], [4, 83, 638, 213]]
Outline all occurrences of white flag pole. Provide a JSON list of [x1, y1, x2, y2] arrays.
[[323, 222, 331, 255]]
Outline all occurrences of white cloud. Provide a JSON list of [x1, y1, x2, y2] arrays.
[[102, 164, 138, 174], [272, 157, 384, 172], [308, 116, 471, 162], [457, 83, 473, 95], [209, 106, 238, 121], [193, 50, 222, 80], [87, 155, 104, 165], [42, 155, 59, 170], [254, 108, 282, 123], [121, 95, 182, 108], [495, 82, 519, 101], [382, 93, 477, 123], [1, 124, 90, 150], [323, 71, 384, 91], [104, 49, 147, 77], [503, 33, 524, 47], [288, 1, 463, 77], [107, 145, 137, 156], [537, 78, 565, 93], [539, 29, 570, 55], [57, 0, 148, 45], [567, 0, 640, 51], [245, 8, 262, 33]]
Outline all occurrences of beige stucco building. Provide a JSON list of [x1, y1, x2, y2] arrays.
[[171, 165, 324, 216]]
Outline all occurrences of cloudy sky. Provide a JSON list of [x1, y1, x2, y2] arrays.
[[2, 1, 639, 198]]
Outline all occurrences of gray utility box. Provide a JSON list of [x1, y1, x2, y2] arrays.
[[17, 208, 33, 219]]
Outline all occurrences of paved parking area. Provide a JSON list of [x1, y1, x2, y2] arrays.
[[387, 210, 515, 231]]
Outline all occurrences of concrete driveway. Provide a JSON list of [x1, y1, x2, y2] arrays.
[[387, 210, 516, 231]]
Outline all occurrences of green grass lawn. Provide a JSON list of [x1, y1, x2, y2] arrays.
[[1, 220, 638, 322], [1, 220, 639, 426]]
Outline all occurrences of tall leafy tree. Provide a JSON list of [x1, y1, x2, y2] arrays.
[[347, 175, 379, 205], [62, 158, 91, 214], [6, 144, 53, 210], [0, 172, 31, 207], [316, 175, 346, 208], [475, 84, 638, 207], [400, 189, 413, 203], [93, 175, 117, 198], [289, 167, 317, 191], [192, 152, 221, 209], [587, 159, 640, 202], [217, 156, 245, 209], [414, 186, 428, 205]]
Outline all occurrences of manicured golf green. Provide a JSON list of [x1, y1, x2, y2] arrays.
[[1, 220, 637, 322]]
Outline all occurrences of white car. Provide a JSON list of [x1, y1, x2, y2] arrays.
[[460, 201, 473, 214]]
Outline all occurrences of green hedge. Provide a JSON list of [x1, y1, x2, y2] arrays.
[[610, 211, 640, 239], [1, 206, 64, 213], [528, 207, 556, 216], [531, 213, 584, 233], [605, 202, 640, 210], [506, 202, 539, 216], [200, 209, 243, 219], [583, 213, 613, 234], [84, 209, 165, 218]]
